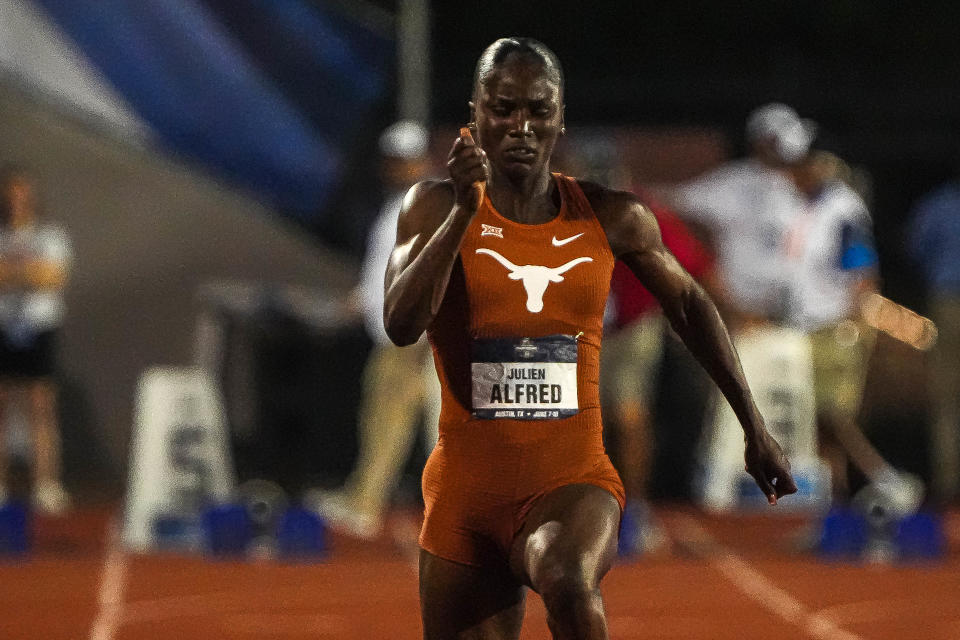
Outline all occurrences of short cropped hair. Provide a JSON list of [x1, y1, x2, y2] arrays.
[[472, 37, 564, 99]]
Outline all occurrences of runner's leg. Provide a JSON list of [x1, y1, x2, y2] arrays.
[[510, 484, 620, 640], [420, 549, 525, 640]]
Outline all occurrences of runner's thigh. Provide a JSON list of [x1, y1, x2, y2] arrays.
[[510, 484, 621, 589], [420, 549, 526, 640]]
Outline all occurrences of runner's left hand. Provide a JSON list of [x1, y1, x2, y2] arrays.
[[744, 431, 797, 505]]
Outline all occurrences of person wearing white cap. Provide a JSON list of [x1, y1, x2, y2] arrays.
[[671, 102, 814, 326], [309, 121, 440, 539], [746, 103, 818, 167]]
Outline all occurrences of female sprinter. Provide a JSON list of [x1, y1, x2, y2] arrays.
[[383, 37, 796, 640]]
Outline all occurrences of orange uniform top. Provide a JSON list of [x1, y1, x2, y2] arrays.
[[421, 173, 624, 565], [428, 173, 614, 440]]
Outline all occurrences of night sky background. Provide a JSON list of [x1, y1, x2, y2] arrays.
[[339, 0, 960, 312]]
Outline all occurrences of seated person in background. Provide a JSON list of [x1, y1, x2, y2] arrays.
[[0, 165, 72, 514], [669, 105, 816, 511]]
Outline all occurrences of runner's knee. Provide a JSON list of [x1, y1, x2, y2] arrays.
[[530, 558, 598, 611]]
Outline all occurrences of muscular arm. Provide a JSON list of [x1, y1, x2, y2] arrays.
[[587, 183, 796, 501], [383, 128, 488, 346], [598, 189, 763, 435], [382, 181, 473, 346]]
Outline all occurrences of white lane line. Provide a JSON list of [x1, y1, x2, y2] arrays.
[[671, 515, 865, 640], [811, 598, 925, 626], [89, 521, 129, 640]]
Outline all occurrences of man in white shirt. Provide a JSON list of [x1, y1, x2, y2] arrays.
[[671, 103, 814, 325], [309, 122, 440, 538], [0, 166, 72, 514]]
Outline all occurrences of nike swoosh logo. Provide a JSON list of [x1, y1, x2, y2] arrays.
[[552, 233, 585, 247]]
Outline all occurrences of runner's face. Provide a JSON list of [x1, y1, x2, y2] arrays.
[[473, 55, 563, 182]]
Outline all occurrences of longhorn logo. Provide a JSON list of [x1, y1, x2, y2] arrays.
[[476, 248, 593, 313]]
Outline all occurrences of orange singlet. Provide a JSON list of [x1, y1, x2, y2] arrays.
[[420, 173, 625, 567]]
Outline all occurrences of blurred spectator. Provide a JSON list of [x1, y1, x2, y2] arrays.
[[308, 121, 440, 538], [0, 165, 72, 514], [787, 151, 878, 332], [670, 102, 814, 326], [782, 150, 924, 517], [907, 166, 960, 503], [787, 151, 882, 499]]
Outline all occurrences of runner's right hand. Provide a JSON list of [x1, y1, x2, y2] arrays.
[[448, 127, 489, 211]]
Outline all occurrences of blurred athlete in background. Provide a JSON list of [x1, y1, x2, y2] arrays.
[[383, 38, 795, 639]]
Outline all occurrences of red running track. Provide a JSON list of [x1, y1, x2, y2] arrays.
[[0, 507, 957, 639]]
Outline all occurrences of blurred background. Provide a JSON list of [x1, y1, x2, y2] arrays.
[[0, 1, 958, 638]]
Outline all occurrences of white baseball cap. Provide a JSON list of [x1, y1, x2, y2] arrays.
[[378, 120, 428, 159], [746, 103, 817, 163]]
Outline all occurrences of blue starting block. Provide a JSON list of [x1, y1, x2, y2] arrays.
[[201, 503, 251, 558], [152, 513, 202, 552], [894, 511, 945, 562], [818, 506, 869, 561], [0, 501, 29, 556], [276, 507, 327, 561]]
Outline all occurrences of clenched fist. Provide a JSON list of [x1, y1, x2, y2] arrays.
[[448, 126, 489, 211]]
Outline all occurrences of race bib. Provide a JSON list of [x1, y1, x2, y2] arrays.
[[471, 334, 578, 420]]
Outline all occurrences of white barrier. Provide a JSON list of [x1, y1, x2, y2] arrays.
[[697, 325, 831, 511], [123, 367, 235, 551]]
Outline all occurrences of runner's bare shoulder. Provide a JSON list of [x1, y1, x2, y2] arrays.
[[396, 179, 457, 239], [575, 180, 657, 256]]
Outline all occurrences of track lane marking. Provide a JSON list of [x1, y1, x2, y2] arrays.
[[811, 598, 935, 626], [89, 521, 128, 640], [671, 514, 865, 640]]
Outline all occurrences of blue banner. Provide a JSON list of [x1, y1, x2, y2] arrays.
[[36, 0, 393, 220]]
